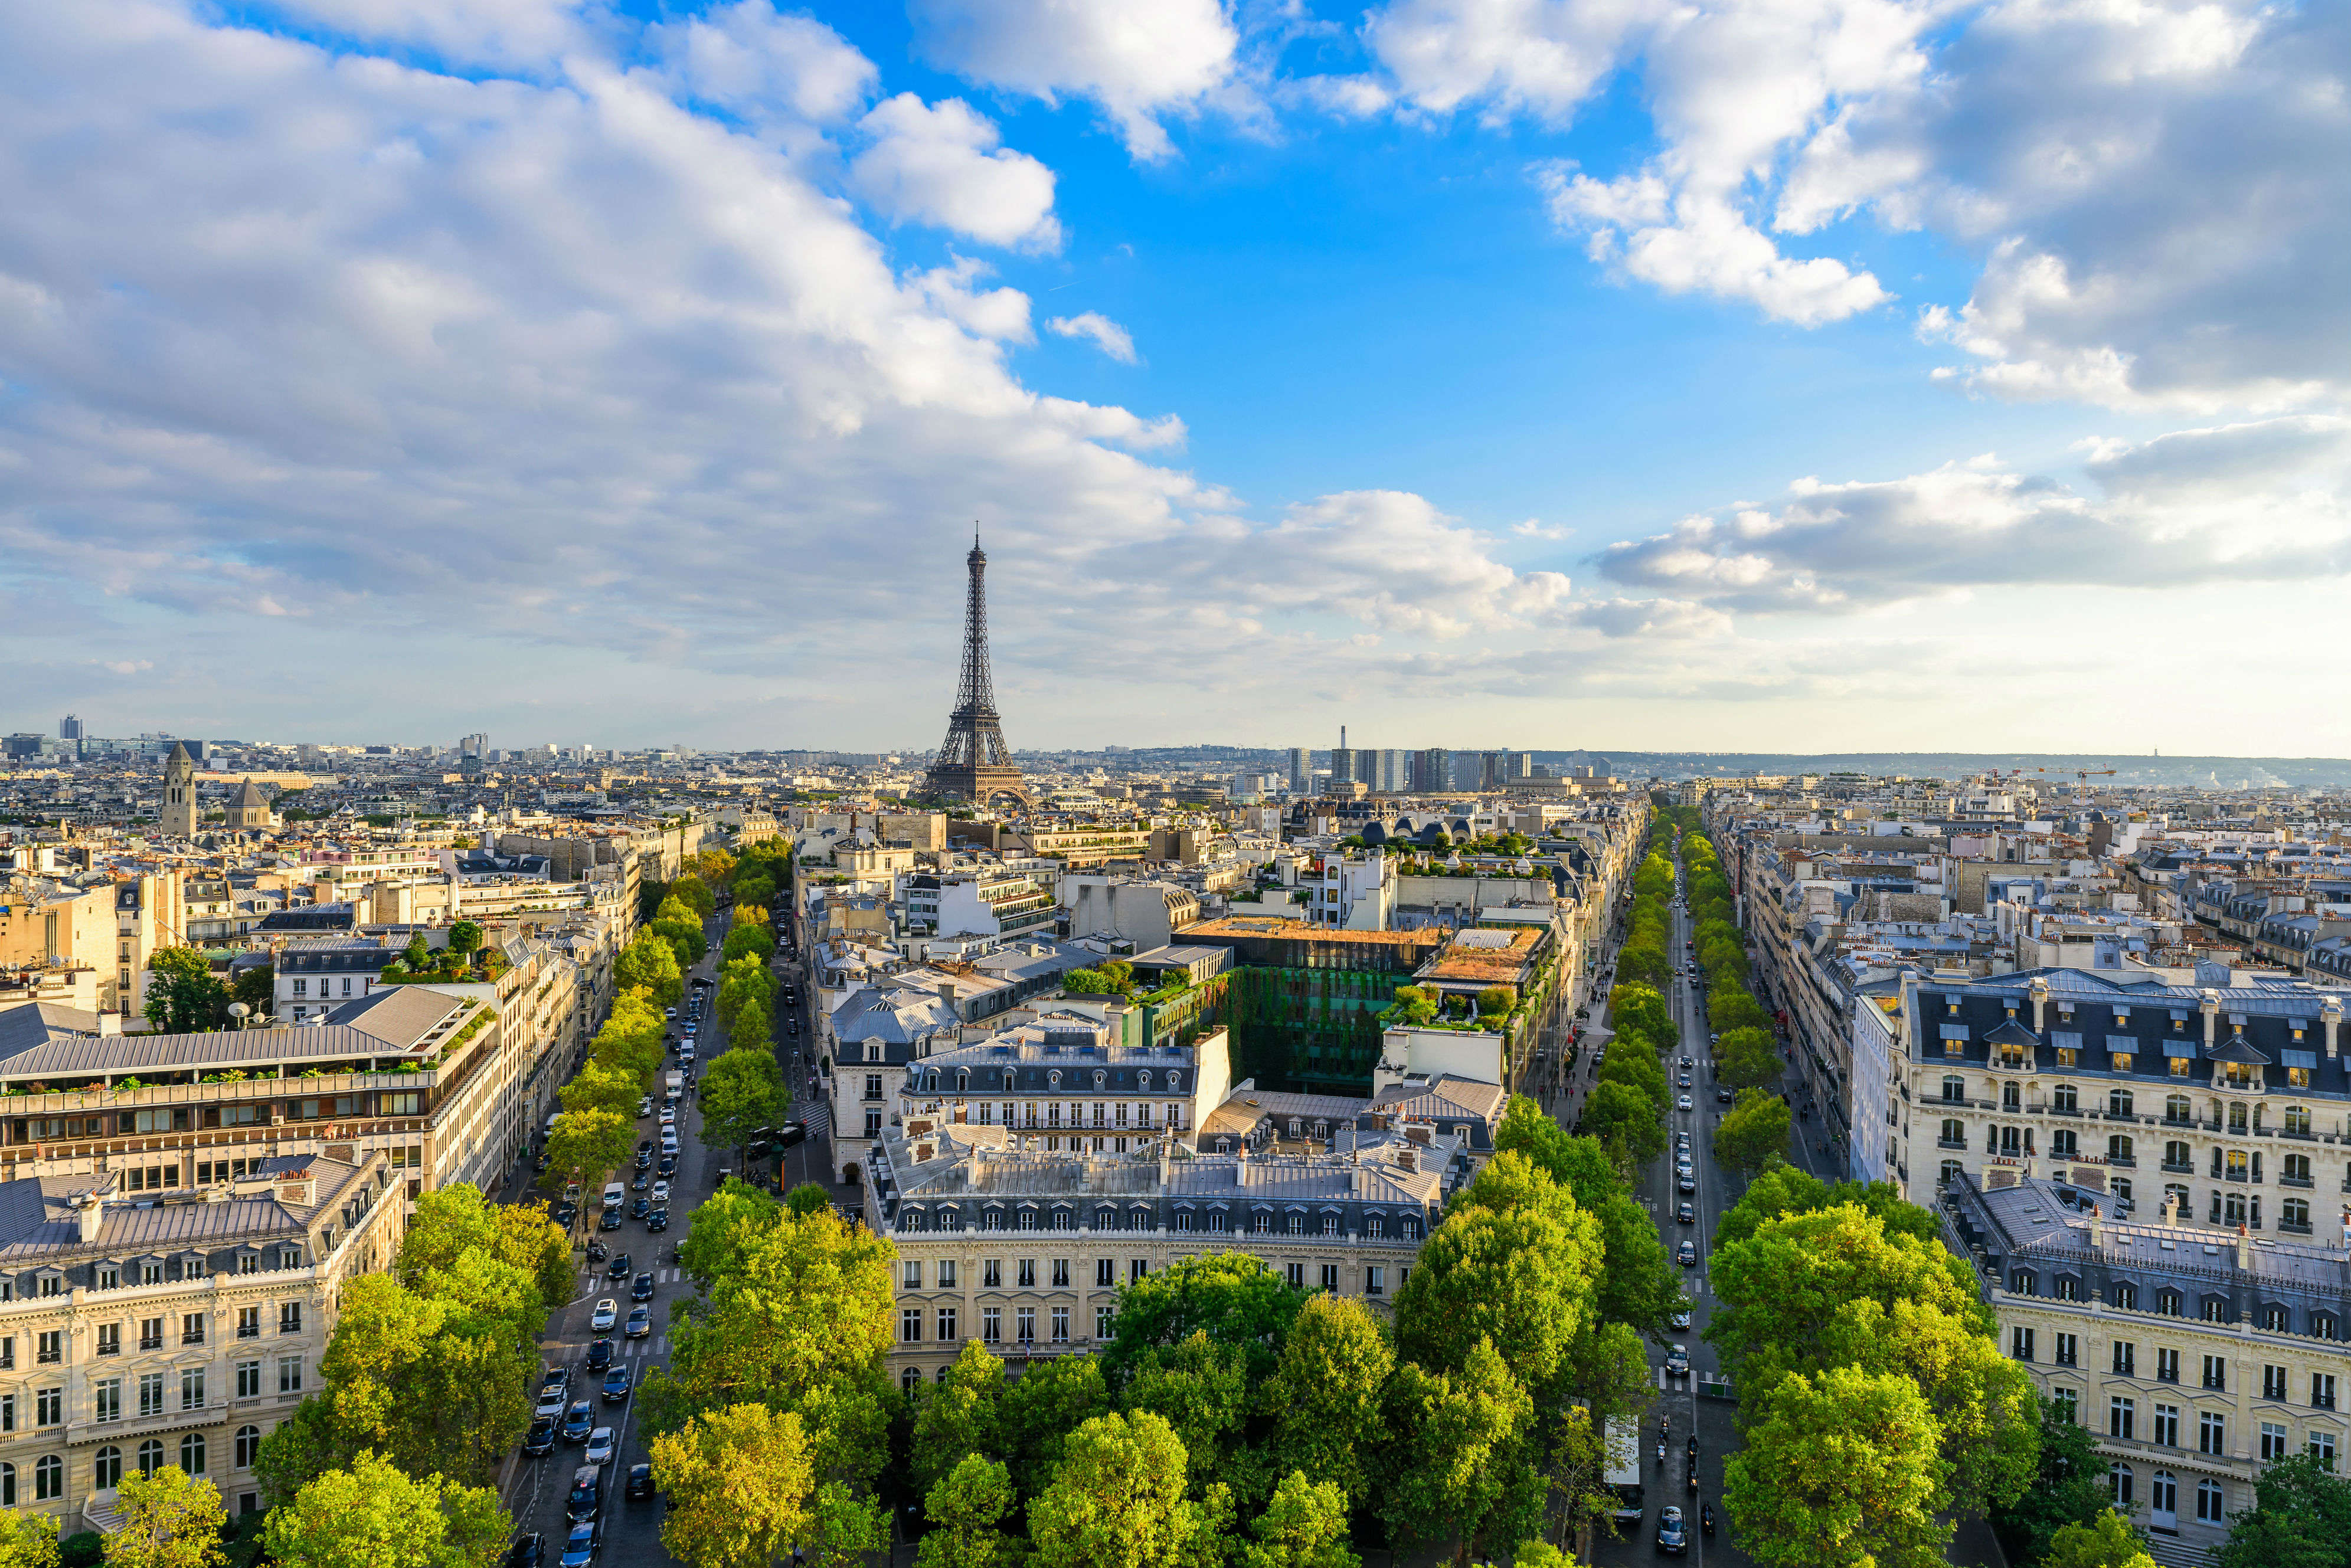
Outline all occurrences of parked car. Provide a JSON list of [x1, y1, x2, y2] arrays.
[[508, 1533, 545, 1568], [1715, 1086, 1732, 1104], [626, 1463, 655, 1501]]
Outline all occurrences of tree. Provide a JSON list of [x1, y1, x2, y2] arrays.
[[1606, 984, 1671, 1046], [142, 948, 228, 1034], [1027, 1411, 1228, 1568], [261, 1450, 507, 1568], [1716, 1027, 1780, 1092], [1101, 1252, 1307, 1385], [1724, 1365, 1949, 1568], [655, 911, 709, 968], [0, 1511, 58, 1568], [911, 1340, 1007, 1496], [397, 1183, 572, 1316], [678, 1178, 782, 1289], [1989, 1397, 2110, 1564], [2043, 1511, 2156, 1568], [732, 872, 777, 912], [730, 996, 773, 1050], [1492, 1095, 1580, 1184], [699, 1045, 789, 1161], [1712, 1162, 1830, 1246], [104, 1464, 225, 1568], [671, 873, 717, 918], [616, 929, 684, 1008], [228, 963, 274, 1019], [1119, 1330, 1253, 1499], [721, 922, 776, 964], [545, 1107, 634, 1197], [447, 921, 485, 957], [2213, 1452, 2351, 1568], [1395, 1153, 1603, 1393], [1713, 1090, 1793, 1177], [784, 1182, 832, 1218], [1578, 1080, 1665, 1171], [402, 932, 433, 970], [560, 1059, 640, 1123], [1260, 1293, 1393, 1511], [1377, 1338, 1542, 1565], [916, 1455, 1021, 1568], [999, 1354, 1111, 1498], [652, 1404, 884, 1568], [1239, 1471, 1358, 1568]]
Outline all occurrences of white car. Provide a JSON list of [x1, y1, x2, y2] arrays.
[[1678, 1095, 1693, 1111], [636, 1098, 653, 1118], [650, 1180, 671, 1204], [584, 1428, 616, 1467], [590, 1298, 618, 1332], [658, 1108, 676, 1127]]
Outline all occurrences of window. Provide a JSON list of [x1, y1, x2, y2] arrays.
[[279, 1302, 302, 1335], [2315, 1373, 2338, 1410], [1366, 1265, 1386, 1296], [2011, 1327, 2036, 1361], [903, 1261, 923, 1290], [136, 1373, 164, 1418], [277, 1356, 302, 1394], [2109, 1088, 2134, 1117], [181, 1369, 205, 1411], [238, 1308, 260, 1339], [1286, 1262, 1305, 1288], [2152, 1403, 2178, 1446], [983, 1259, 1002, 1289], [2110, 1397, 2135, 1440], [2265, 1364, 2288, 1401], [2055, 1333, 2078, 1367], [235, 1426, 261, 1469], [2054, 1388, 2079, 1425], [2113, 1341, 2137, 1376], [937, 1308, 956, 1341], [1943, 1075, 1965, 1102], [2166, 1094, 2192, 1124], [2284, 1198, 2311, 1230], [900, 1310, 923, 1344], [94, 1378, 122, 1424], [2157, 1289, 2182, 1318], [95, 1446, 122, 1491], [1128, 1259, 1149, 1285], [2262, 1421, 2289, 1461], [2151, 1470, 2176, 1520], [2313, 1430, 2339, 1471], [901, 1367, 921, 1393], [2110, 1463, 2133, 1506], [1095, 1259, 1114, 1289], [1941, 1118, 1964, 1145], [982, 1308, 1000, 1343], [2157, 1347, 2179, 1384], [36, 1389, 60, 1428], [2201, 1354, 2226, 1392], [2197, 1478, 2226, 1522], [34, 1456, 60, 1502], [2286, 1104, 2313, 1135], [1051, 1259, 1070, 1288], [2199, 1411, 2226, 1455], [236, 1361, 261, 1399], [179, 1433, 205, 1477], [182, 1312, 204, 1346], [1320, 1264, 1341, 1292], [2108, 1135, 2133, 1164], [1052, 1307, 1071, 1343], [1095, 1307, 1114, 1340]]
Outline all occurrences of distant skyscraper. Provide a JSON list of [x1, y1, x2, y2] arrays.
[[58, 715, 82, 741], [1414, 748, 1451, 794], [1376, 749, 1410, 792], [1288, 748, 1310, 790], [460, 732, 488, 758]]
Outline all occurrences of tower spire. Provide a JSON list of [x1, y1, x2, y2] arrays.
[[925, 529, 1028, 808]]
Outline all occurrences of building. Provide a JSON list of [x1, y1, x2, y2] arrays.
[[1062, 875, 1202, 951], [866, 1118, 1443, 1386], [1945, 1170, 2350, 1559], [892, 1016, 1232, 1153], [1287, 749, 1310, 792], [0, 1150, 403, 1530], [223, 782, 272, 832], [156, 747, 197, 841], [58, 718, 82, 743], [1306, 850, 1397, 931], [1413, 749, 1451, 795], [905, 871, 1058, 940]]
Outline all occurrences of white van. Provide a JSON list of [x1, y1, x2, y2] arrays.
[[601, 1182, 624, 1212]]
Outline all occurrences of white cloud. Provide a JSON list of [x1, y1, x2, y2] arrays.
[[1363, 0, 1655, 122], [649, 2, 876, 130], [1595, 415, 2351, 610], [905, 0, 1241, 160], [1047, 312, 1139, 364], [259, 0, 583, 63], [848, 94, 1062, 249]]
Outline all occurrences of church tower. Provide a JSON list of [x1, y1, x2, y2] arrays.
[[159, 742, 198, 838]]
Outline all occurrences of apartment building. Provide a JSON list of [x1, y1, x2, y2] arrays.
[[903, 871, 1058, 941], [1947, 1171, 2349, 1560], [0, 1150, 401, 1531], [893, 1019, 1235, 1155], [1305, 850, 1396, 931], [868, 1122, 1440, 1386]]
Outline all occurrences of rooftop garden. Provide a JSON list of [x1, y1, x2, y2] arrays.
[[1375, 983, 1518, 1034]]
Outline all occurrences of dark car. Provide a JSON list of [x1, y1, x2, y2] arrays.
[[656, 1155, 678, 1177], [1677, 1240, 1698, 1267], [585, 1338, 613, 1372], [1676, 1202, 1695, 1225], [632, 1272, 656, 1302], [630, 1197, 650, 1219], [508, 1533, 545, 1568], [1678, 1172, 1697, 1193], [630, 1173, 649, 1193], [559, 1520, 599, 1568], [1657, 1504, 1688, 1556], [524, 1419, 557, 1456], [626, 1462, 655, 1501], [552, 1203, 577, 1227], [565, 1465, 602, 1523], [606, 1253, 631, 1281], [774, 1122, 807, 1149], [1715, 1086, 1732, 1104], [563, 1401, 595, 1443], [645, 1208, 669, 1233], [597, 1209, 622, 1232], [603, 1365, 632, 1404]]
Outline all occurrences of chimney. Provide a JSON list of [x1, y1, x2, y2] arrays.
[[2325, 997, 2342, 1060], [1395, 1145, 1417, 1173], [77, 1192, 106, 1244], [97, 1014, 121, 1038]]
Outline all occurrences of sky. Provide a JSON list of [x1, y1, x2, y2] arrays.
[[1, 0, 2346, 755]]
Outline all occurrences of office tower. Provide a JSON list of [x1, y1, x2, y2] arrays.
[[1376, 749, 1410, 793], [1414, 748, 1450, 794], [1289, 748, 1310, 790], [58, 715, 82, 741]]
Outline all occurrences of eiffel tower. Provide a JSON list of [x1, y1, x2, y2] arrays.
[[924, 531, 1029, 808]]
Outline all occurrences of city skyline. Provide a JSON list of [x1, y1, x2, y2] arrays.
[[2, 1, 2343, 752]]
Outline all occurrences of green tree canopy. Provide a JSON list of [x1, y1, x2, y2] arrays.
[[700, 1045, 789, 1160], [1713, 1089, 1793, 1177], [1394, 1151, 1603, 1394], [1239, 1471, 1359, 1568], [999, 1354, 1111, 1498], [911, 1340, 1008, 1497], [1723, 1365, 1949, 1568], [677, 1178, 783, 1289], [1119, 1330, 1253, 1500], [671, 873, 717, 918], [103, 1465, 225, 1568], [1579, 1079, 1666, 1171], [447, 921, 485, 957], [652, 1403, 882, 1568], [2043, 1511, 2156, 1568], [545, 1107, 633, 1197], [1990, 1397, 2111, 1565], [142, 947, 228, 1034], [1027, 1410, 1230, 1568], [1101, 1252, 1307, 1386], [0, 1511, 57, 1568], [617, 928, 685, 1008], [1259, 1292, 1394, 1511], [915, 1455, 1021, 1568], [2212, 1452, 2351, 1568], [721, 921, 777, 964], [1375, 1338, 1542, 1563], [261, 1449, 507, 1568]]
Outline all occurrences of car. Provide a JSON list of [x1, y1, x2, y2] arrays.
[[585, 1338, 613, 1371], [1715, 1086, 1733, 1104], [1677, 1202, 1695, 1224], [535, 1387, 568, 1421], [558, 1520, 599, 1568], [624, 1305, 652, 1339], [630, 1269, 656, 1301], [1665, 1344, 1690, 1378], [563, 1400, 595, 1442], [630, 1197, 649, 1220], [1670, 1308, 1693, 1329], [1678, 1076, 1693, 1089], [636, 1098, 653, 1118], [651, 1179, 671, 1203], [584, 1427, 616, 1466], [663, 1007, 677, 1020], [630, 1173, 649, 1193], [540, 1364, 571, 1394], [645, 1209, 669, 1233], [524, 1419, 558, 1456], [606, 1253, 632, 1281], [597, 1209, 622, 1232], [1677, 1095, 1693, 1111], [658, 1108, 676, 1128], [626, 1462, 655, 1501], [552, 1203, 577, 1228], [1708, 1032, 1719, 1046], [1656, 1504, 1688, 1556], [774, 1122, 807, 1149], [636, 1137, 653, 1160], [603, 1365, 632, 1403], [1678, 1240, 1698, 1267], [590, 1299, 618, 1331], [1679, 1055, 1693, 1068], [1679, 1172, 1697, 1193], [657, 1154, 678, 1177], [508, 1533, 545, 1568]]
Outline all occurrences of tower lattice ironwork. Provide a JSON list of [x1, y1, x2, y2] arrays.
[[925, 531, 1028, 807]]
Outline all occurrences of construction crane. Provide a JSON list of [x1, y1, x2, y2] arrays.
[[2038, 768, 2118, 783]]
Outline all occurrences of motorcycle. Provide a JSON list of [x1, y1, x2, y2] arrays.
[[1687, 1463, 1699, 1494], [1656, 1441, 1667, 1468], [1700, 1504, 1715, 1537], [1686, 1435, 1699, 1461]]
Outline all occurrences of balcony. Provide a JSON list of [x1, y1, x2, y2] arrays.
[[2281, 1175, 2314, 1189], [2161, 1160, 2195, 1174]]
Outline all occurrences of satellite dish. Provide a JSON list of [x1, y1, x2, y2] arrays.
[[227, 1003, 249, 1024]]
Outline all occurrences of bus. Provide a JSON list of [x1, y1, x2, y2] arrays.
[[1604, 1415, 1645, 1525]]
